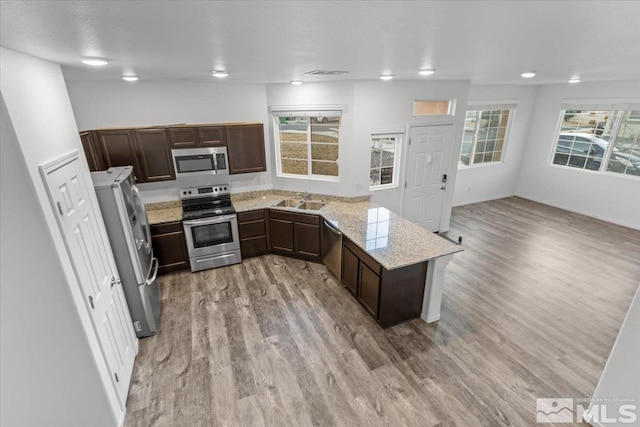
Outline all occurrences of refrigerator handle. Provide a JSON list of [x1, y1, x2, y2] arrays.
[[132, 185, 152, 249], [144, 257, 159, 286]]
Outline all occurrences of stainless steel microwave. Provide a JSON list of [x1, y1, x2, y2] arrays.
[[171, 147, 228, 178]]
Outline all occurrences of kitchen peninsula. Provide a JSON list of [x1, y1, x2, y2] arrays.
[[147, 190, 462, 327]]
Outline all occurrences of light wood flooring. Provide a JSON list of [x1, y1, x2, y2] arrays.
[[125, 197, 640, 427]]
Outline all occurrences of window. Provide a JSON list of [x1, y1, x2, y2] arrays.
[[459, 108, 513, 166], [370, 133, 401, 189], [552, 109, 640, 177], [273, 110, 341, 179], [413, 100, 452, 116]]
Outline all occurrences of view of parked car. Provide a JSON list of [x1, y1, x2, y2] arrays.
[[553, 132, 640, 175]]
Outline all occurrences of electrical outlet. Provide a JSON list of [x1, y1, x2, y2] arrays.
[[355, 183, 364, 191], [467, 186, 472, 192]]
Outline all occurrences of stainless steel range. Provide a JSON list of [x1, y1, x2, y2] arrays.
[[180, 184, 241, 272]]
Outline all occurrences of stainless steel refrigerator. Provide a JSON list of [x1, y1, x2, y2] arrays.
[[92, 166, 161, 337]]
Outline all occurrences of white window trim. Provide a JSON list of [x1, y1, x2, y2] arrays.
[[369, 129, 403, 191], [271, 107, 343, 181], [459, 105, 516, 168]]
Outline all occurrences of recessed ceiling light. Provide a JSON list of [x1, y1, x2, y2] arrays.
[[380, 75, 394, 81], [568, 77, 581, 84], [521, 71, 536, 79], [418, 69, 435, 76], [291, 80, 303, 85], [211, 70, 228, 78], [122, 76, 138, 82], [81, 57, 110, 66]]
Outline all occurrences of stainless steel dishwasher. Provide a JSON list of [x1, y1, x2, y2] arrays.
[[322, 220, 342, 280]]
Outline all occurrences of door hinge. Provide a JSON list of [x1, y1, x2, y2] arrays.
[[88, 295, 95, 309], [114, 373, 119, 382], [404, 181, 407, 189], [110, 276, 116, 288], [56, 202, 64, 216]]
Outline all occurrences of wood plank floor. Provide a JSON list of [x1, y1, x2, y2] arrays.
[[124, 197, 640, 427]]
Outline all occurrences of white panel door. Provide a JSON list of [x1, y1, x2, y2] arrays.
[[403, 125, 453, 232], [40, 151, 136, 406]]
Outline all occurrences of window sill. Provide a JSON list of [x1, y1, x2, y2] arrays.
[[370, 184, 398, 191], [276, 173, 340, 183], [458, 161, 505, 170]]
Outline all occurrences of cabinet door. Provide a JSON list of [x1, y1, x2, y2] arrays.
[[80, 131, 104, 171], [240, 237, 269, 259], [151, 223, 190, 275], [132, 129, 175, 182], [95, 130, 142, 181], [198, 126, 226, 147], [168, 127, 198, 148], [341, 246, 359, 296], [226, 124, 266, 174], [359, 262, 381, 318], [294, 222, 320, 258], [269, 218, 294, 254]]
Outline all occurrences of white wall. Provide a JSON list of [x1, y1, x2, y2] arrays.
[[66, 81, 272, 202], [266, 80, 470, 229], [0, 48, 118, 427], [516, 80, 640, 230], [453, 84, 537, 206], [587, 286, 640, 426]]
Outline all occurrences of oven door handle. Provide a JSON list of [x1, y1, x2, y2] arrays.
[[183, 214, 237, 226]]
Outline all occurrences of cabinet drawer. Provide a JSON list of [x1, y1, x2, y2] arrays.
[[150, 221, 183, 235], [239, 220, 266, 239], [238, 210, 266, 223], [269, 210, 320, 225], [343, 238, 382, 275], [240, 236, 269, 259]]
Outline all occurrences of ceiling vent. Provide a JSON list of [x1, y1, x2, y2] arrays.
[[304, 70, 349, 76]]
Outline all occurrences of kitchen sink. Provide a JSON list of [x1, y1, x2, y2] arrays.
[[273, 199, 326, 211], [273, 198, 303, 208], [297, 201, 326, 211]]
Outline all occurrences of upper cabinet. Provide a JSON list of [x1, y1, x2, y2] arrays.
[[82, 122, 266, 182], [167, 126, 226, 148], [226, 124, 266, 174], [132, 129, 175, 182]]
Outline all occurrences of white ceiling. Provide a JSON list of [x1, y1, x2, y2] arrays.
[[1, 1, 639, 85]]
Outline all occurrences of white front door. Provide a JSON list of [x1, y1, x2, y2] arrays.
[[40, 151, 137, 406], [402, 125, 453, 232]]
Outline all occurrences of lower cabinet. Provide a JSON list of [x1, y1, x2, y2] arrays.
[[269, 210, 321, 261], [341, 237, 427, 327], [150, 221, 190, 275], [238, 210, 269, 259]]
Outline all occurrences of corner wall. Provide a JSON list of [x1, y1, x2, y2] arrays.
[[453, 84, 537, 206], [516, 80, 640, 230], [0, 48, 117, 427]]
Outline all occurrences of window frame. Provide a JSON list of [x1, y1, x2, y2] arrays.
[[458, 106, 516, 168], [271, 108, 342, 182], [549, 107, 640, 179], [369, 131, 403, 191]]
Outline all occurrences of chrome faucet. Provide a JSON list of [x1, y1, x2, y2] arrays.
[[295, 191, 310, 201]]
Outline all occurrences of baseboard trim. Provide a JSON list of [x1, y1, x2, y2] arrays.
[[516, 195, 640, 231], [452, 193, 516, 208]]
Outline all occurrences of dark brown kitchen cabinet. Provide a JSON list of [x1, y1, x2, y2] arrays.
[[167, 126, 226, 148], [238, 210, 269, 259], [80, 131, 103, 172], [341, 237, 427, 327], [269, 210, 320, 261], [94, 129, 142, 181], [150, 221, 189, 275], [132, 129, 175, 182], [226, 124, 266, 174], [198, 126, 226, 147]]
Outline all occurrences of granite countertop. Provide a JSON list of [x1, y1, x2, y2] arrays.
[[145, 201, 182, 225], [145, 192, 462, 269], [233, 193, 462, 270]]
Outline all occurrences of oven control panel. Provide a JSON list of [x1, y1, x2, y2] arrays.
[[180, 184, 230, 199]]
